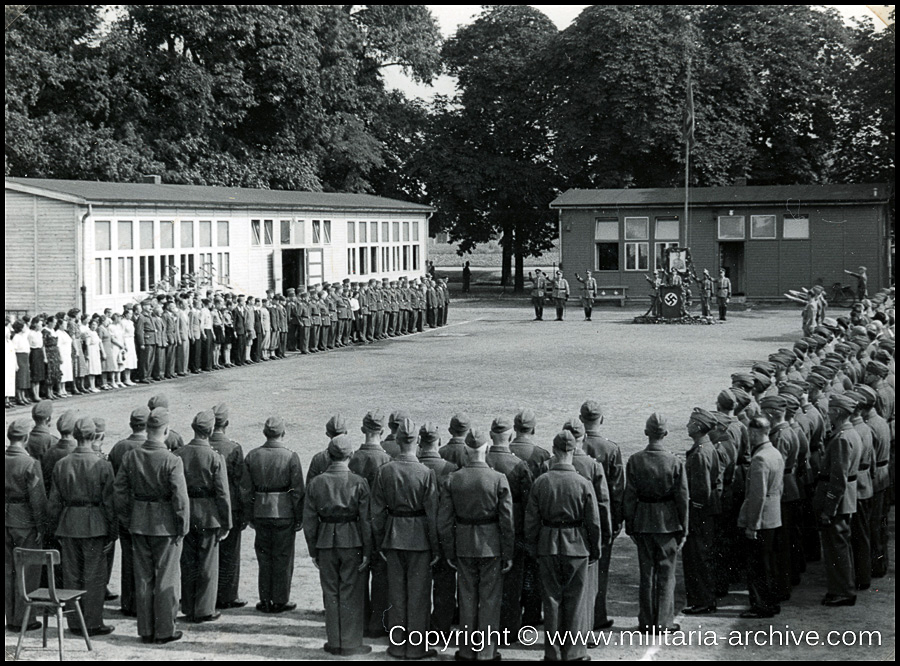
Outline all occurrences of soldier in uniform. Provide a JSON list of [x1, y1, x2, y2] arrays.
[[716, 268, 732, 321], [5, 419, 47, 632], [113, 407, 190, 643], [303, 434, 373, 656], [285, 288, 299, 352], [438, 413, 470, 468], [737, 416, 784, 618], [438, 429, 514, 662], [698, 269, 715, 318], [136, 302, 157, 383], [682, 408, 721, 615], [308, 287, 322, 352], [525, 430, 602, 662], [528, 270, 547, 321], [551, 270, 571, 321], [174, 410, 231, 623], [26, 399, 57, 460], [107, 407, 150, 617], [575, 271, 598, 321], [371, 418, 440, 660], [856, 384, 890, 578], [47, 417, 116, 636], [814, 393, 862, 606], [623, 413, 688, 632], [338, 285, 353, 346], [846, 390, 876, 591], [147, 394, 185, 452], [241, 416, 305, 614], [40, 409, 77, 494], [208, 404, 247, 610]]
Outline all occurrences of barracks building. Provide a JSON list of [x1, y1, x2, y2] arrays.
[[5, 177, 432, 314], [550, 183, 891, 302]]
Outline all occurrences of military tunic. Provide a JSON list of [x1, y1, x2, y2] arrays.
[[209, 431, 245, 606]]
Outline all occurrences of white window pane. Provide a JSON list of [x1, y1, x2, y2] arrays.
[[594, 220, 618, 241], [413, 221, 419, 241], [294, 220, 304, 243], [751, 215, 776, 239], [348, 221, 356, 243], [217, 220, 229, 246], [95, 221, 111, 251], [118, 221, 133, 250], [264, 220, 274, 245], [624, 217, 649, 240], [160, 221, 174, 249], [655, 218, 679, 241], [359, 221, 367, 243], [200, 221, 212, 247], [718, 216, 745, 240], [323, 221, 331, 244], [403, 221, 410, 242], [252, 220, 261, 246], [181, 221, 194, 248], [371, 222, 378, 242], [312, 221, 321, 244], [140, 221, 154, 249], [393, 222, 400, 242], [281, 220, 291, 244], [783, 215, 809, 239], [382, 222, 389, 242]]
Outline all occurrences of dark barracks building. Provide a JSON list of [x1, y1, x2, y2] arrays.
[[550, 184, 891, 301]]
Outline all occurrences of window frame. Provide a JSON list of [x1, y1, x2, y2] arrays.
[[624, 216, 650, 241], [750, 214, 777, 240], [717, 215, 746, 240], [624, 242, 650, 272], [783, 214, 810, 240]]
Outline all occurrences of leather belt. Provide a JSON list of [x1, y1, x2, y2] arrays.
[[637, 494, 674, 504], [542, 519, 584, 528], [388, 508, 426, 518], [135, 494, 171, 502], [456, 515, 499, 526], [858, 465, 870, 472], [319, 514, 359, 524], [876, 461, 889, 468], [64, 500, 100, 507], [257, 486, 291, 493], [188, 487, 217, 498]]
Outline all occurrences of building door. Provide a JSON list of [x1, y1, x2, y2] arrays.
[[306, 248, 324, 286], [719, 242, 745, 295], [281, 249, 306, 290]]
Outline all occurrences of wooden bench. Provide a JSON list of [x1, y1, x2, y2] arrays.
[[594, 286, 628, 306]]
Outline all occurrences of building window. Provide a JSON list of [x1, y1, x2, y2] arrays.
[[750, 215, 776, 239], [264, 220, 274, 245], [413, 221, 420, 242], [359, 247, 368, 275], [348, 221, 356, 243], [382, 221, 390, 243], [294, 220, 305, 243], [655, 217, 679, 241], [180, 254, 195, 281], [393, 221, 400, 242], [371, 247, 378, 272], [655, 242, 680, 271], [118, 257, 134, 293], [95, 258, 112, 295], [312, 220, 321, 244], [392, 246, 400, 271], [281, 220, 291, 245], [403, 221, 411, 242], [371, 221, 378, 242], [95, 221, 111, 252], [160, 254, 177, 286], [160, 221, 174, 249], [140, 221, 154, 249], [783, 215, 810, 239], [403, 245, 410, 271], [359, 221, 367, 243], [217, 252, 230, 282], [217, 220, 229, 246], [139, 256, 155, 291], [382, 247, 390, 272], [181, 221, 194, 248], [625, 242, 649, 271], [718, 216, 745, 240], [322, 220, 331, 244], [251, 220, 262, 246], [624, 217, 649, 241], [348, 248, 357, 274], [118, 221, 133, 251], [594, 218, 619, 271], [412, 246, 420, 270], [596, 244, 619, 271], [200, 220, 212, 247]]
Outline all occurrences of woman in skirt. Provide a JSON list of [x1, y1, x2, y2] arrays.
[[27, 317, 45, 402], [54, 313, 74, 398], [12, 320, 32, 405], [211, 300, 225, 369], [98, 315, 116, 390], [221, 301, 235, 368], [121, 307, 138, 386], [42, 321, 63, 399], [67, 309, 88, 394], [108, 313, 127, 388], [85, 316, 103, 393]]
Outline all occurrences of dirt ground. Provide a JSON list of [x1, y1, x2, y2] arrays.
[[5, 301, 894, 660]]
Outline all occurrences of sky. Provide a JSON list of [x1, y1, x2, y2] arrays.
[[382, 5, 894, 101]]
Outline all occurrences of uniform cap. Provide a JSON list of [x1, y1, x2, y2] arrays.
[[263, 416, 285, 438], [730, 388, 752, 410], [32, 400, 53, 421], [852, 385, 878, 407], [212, 403, 229, 427], [645, 413, 668, 438], [810, 365, 836, 380], [580, 400, 603, 421], [552, 430, 577, 452], [716, 389, 736, 410], [806, 373, 828, 389], [731, 372, 755, 390], [759, 395, 788, 412], [465, 429, 489, 448], [56, 410, 77, 435], [778, 384, 804, 399], [782, 394, 801, 411], [449, 413, 471, 435], [514, 408, 537, 431], [866, 360, 889, 378], [793, 339, 810, 352], [93, 417, 106, 434], [777, 348, 798, 361], [562, 417, 585, 438], [877, 339, 894, 351], [689, 407, 718, 430], [326, 413, 348, 438], [828, 393, 857, 413], [362, 410, 385, 432], [810, 334, 828, 348], [8, 419, 31, 440], [419, 421, 440, 446], [822, 317, 840, 331], [74, 417, 97, 441], [327, 434, 355, 459], [130, 406, 150, 428], [192, 410, 215, 433], [389, 409, 410, 429], [752, 371, 772, 389], [490, 415, 513, 434], [148, 408, 170, 429], [396, 418, 419, 445], [752, 362, 775, 377], [147, 394, 169, 410]]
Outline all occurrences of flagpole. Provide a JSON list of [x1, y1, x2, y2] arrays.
[[685, 131, 690, 249]]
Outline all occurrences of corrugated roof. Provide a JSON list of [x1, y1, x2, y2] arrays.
[[550, 183, 890, 208], [5, 177, 433, 212]]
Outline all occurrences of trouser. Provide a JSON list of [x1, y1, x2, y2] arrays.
[[799, 489, 822, 562], [364, 552, 390, 636], [499, 545, 525, 634], [329, 321, 337, 348], [442, 302, 449, 325], [870, 490, 887, 577], [5, 526, 41, 626], [427, 308, 436, 328], [399, 310, 408, 334], [252, 330, 263, 360], [701, 296, 711, 317], [165, 343, 177, 377], [140, 345, 155, 380], [318, 324, 328, 351], [382, 312, 392, 337], [203, 330, 215, 369], [582, 297, 594, 320], [456, 556, 502, 661], [431, 557, 457, 633], [416, 310, 425, 332], [821, 513, 855, 597], [299, 325, 310, 353], [309, 325, 319, 351], [319, 548, 366, 651], [364, 314, 374, 341], [373, 312, 382, 339], [234, 335, 245, 365], [555, 297, 567, 320], [217, 523, 241, 605], [177, 340, 189, 374], [594, 536, 614, 626], [521, 552, 542, 623], [851, 497, 872, 589], [747, 529, 780, 613], [132, 534, 182, 640], [181, 528, 219, 619], [539, 555, 590, 662], [253, 521, 295, 605], [118, 525, 135, 614], [278, 331, 287, 357], [60, 536, 107, 629], [190, 338, 202, 372], [532, 296, 544, 320], [683, 510, 716, 608], [385, 550, 433, 659], [717, 297, 728, 320], [287, 322, 298, 351], [154, 346, 166, 379], [42, 535, 65, 589], [437, 305, 445, 326], [339, 320, 350, 345], [634, 532, 679, 630]]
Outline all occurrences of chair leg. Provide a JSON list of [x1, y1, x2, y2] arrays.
[[57, 606, 65, 661], [73, 600, 92, 651], [43, 608, 49, 647], [14, 604, 32, 659]]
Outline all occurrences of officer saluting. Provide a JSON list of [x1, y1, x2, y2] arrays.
[[575, 271, 598, 321], [527, 270, 547, 321], [551, 270, 571, 321]]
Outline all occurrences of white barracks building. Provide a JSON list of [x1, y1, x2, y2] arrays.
[[5, 177, 432, 314]]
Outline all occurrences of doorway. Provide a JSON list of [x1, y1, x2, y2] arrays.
[[719, 242, 745, 295], [281, 249, 306, 290]]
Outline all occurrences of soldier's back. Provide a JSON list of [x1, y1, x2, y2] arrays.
[[350, 445, 392, 487]]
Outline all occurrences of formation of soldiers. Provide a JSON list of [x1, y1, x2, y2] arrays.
[[5, 289, 894, 659]]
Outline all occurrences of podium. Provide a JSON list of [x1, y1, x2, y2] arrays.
[[659, 286, 684, 318]]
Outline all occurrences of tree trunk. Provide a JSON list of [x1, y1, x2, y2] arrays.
[[514, 225, 525, 293], [500, 223, 512, 287]]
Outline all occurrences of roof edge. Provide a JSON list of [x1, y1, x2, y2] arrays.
[[5, 181, 88, 205]]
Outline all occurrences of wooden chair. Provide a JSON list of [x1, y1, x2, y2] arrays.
[[13, 548, 92, 661]]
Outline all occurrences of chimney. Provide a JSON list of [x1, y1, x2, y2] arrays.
[[142, 174, 162, 185]]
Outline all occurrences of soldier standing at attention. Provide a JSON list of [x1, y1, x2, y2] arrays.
[[623, 414, 688, 632], [381, 410, 408, 460], [698, 269, 714, 318], [737, 416, 784, 618], [438, 429, 514, 662], [40, 408, 76, 494], [552, 270, 571, 321], [209, 403, 247, 610], [438, 413, 471, 468], [114, 407, 189, 644], [525, 430, 602, 662], [528, 269, 547, 321], [26, 400, 57, 460], [303, 434, 373, 656], [241, 416, 305, 614], [681, 408, 721, 615], [174, 410, 231, 623], [371, 419, 440, 660], [716, 268, 732, 321], [298, 289, 311, 354], [814, 394, 862, 607], [5, 419, 47, 633], [306, 414, 350, 485], [845, 390, 876, 591], [575, 270, 598, 321], [147, 394, 185, 452], [855, 385, 890, 579], [47, 417, 116, 636]]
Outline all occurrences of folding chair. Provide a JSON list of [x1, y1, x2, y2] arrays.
[[13, 548, 92, 661]]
